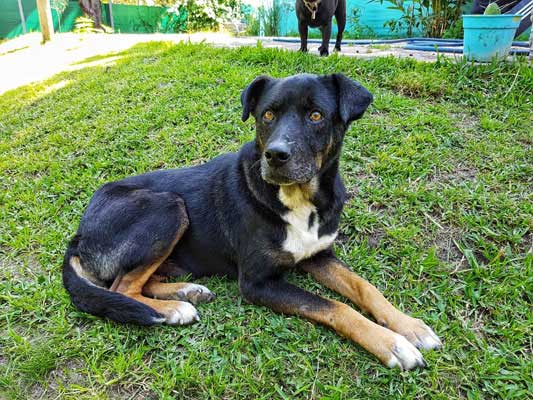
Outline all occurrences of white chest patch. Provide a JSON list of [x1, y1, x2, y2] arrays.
[[279, 184, 337, 263]]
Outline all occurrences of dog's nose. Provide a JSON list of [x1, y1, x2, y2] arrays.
[[265, 142, 292, 166]]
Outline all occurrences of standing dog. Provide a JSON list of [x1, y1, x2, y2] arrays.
[[296, 0, 346, 56], [63, 73, 441, 370]]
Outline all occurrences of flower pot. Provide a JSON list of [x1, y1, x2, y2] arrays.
[[462, 15, 522, 62]]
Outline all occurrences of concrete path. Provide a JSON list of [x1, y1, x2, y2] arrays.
[[0, 32, 455, 95]]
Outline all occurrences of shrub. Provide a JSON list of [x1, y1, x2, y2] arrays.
[[374, 0, 464, 38]]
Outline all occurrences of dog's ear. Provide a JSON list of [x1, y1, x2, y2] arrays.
[[331, 73, 373, 125], [240, 75, 273, 122]]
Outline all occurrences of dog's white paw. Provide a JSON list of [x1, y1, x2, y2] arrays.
[[386, 334, 427, 371], [166, 302, 200, 325], [176, 283, 215, 305], [412, 322, 442, 350], [389, 316, 442, 351]]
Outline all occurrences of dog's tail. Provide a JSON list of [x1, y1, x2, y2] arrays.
[[62, 236, 165, 326]]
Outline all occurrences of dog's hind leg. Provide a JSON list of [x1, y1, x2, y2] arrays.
[[111, 254, 200, 325], [142, 277, 215, 305], [67, 184, 201, 325], [334, 0, 346, 52], [103, 192, 200, 325]]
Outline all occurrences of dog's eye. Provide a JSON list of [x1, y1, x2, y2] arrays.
[[310, 111, 323, 122], [263, 110, 275, 122]]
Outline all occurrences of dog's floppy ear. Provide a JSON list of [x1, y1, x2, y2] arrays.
[[332, 73, 373, 124], [240, 75, 272, 122]]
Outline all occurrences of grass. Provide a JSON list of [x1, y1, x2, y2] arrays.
[[0, 42, 532, 399]]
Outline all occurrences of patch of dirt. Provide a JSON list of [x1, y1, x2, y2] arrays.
[[518, 231, 532, 255], [343, 169, 379, 201], [433, 224, 466, 266], [345, 184, 359, 200], [27, 359, 87, 399], [0, 249, 43, 280], [28, 383, 46, 399], [428, 164, 479, 185], [457, 305, 492, 341], [451, 112, 479, 132], [366, 228, 387, 249], [108, 384, 158, 400]]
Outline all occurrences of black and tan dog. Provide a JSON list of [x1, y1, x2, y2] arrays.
[[63, 73, 441, 370], [296, 0, 346, 56]]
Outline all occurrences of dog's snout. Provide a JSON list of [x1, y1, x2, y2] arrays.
[[265, 142, 292, 166]]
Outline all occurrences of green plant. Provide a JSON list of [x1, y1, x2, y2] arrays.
[[442, 17, 463, 38], [181, 0, 242, 31], [163, 5, 188, 33], [261, 2, 281, 36], [484, 2, 501, 14], [51, 0, 69, 31], [375, 0, 464, 38], [346, 8, 377, 39]]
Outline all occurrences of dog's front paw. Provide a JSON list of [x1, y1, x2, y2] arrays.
[[385, 315, 442, 351], [385, 334, 427, 371], [176, 283, 216, 305], [166, 301, 200, 325], [364, 324, 426, 370], [299, 46, 308, 53], [318, 46, 329, 57]]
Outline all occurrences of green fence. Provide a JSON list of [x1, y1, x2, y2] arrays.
[[0, 0, 83, 38], [101, 4, 187, 33], [0, 0, 187, 39]]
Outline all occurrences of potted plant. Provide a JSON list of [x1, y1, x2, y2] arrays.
[[463, 3, 522, 62]]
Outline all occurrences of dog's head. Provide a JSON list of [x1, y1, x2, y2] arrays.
[[241, 73, 372, 185]]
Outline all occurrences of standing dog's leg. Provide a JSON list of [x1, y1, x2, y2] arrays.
[[240, 276, 426, 370], [318, 22, 332, 56], [301, 253, 442, 350], [298, 20, 309, 52], [334, 0, 346, 52]]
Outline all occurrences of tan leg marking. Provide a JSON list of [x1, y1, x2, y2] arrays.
[[70, 256, 106, 287], [142, 278, 215, 305], [302, 259, 442, 350], [297, 299, 425, 370], [111, 208, 199, 325]]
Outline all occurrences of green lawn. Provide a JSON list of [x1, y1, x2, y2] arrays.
[[0, 42, 531, 399]]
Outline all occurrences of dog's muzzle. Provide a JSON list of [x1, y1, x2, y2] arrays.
[[260, 145, 317, 185]]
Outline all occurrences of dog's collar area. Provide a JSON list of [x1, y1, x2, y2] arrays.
[[303, 0, 321, 19]]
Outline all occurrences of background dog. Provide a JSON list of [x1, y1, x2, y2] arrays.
[[296, 0, 346, 56], [63, 73, 441, 370]]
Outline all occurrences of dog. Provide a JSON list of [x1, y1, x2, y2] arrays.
[[63, 73, 442, 370], [296, 0, 346, 56]]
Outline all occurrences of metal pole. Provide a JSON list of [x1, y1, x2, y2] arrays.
[[17, 0, 27, 34], [108, 0, 115, 30]]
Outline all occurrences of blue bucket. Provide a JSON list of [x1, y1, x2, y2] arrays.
[[463, 15, 522, 62]]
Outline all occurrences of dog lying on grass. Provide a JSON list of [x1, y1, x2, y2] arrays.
[[63, 73, 441, 370]]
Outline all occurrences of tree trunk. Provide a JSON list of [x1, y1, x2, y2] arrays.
[[78, 0, 104, 29], [36, 0, 54, 42]]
